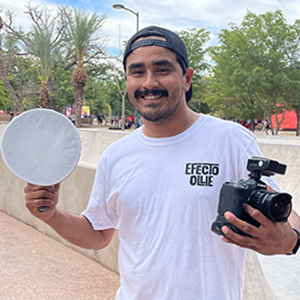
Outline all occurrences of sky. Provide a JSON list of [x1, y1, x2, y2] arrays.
[[1, 0, 300, 54]]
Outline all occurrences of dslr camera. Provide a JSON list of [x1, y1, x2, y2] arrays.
[[211, 157, 292, 237]]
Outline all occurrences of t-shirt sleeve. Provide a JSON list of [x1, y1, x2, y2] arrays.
[[81, 161, 121, 230]]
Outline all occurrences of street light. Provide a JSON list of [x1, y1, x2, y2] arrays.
[[113, 3, 139, 128], [112, 4, 124, 10], [113, 4, 139, 32]]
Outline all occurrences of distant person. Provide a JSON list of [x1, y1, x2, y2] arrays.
[[243, 120, 250, 130], [71, 113, 76, 125], [102, 115, 107, 125], [24, 26, 300, 300], [115, 115, 119, 127], [97, 113, 102, 125], [9, 112, 14, 121], [90, 113, 95, 125], [264, 119, 271, 135], [257, 118, 263, 131], [254, 119, 258, 130]]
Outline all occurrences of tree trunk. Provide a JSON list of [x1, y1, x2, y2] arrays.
[[40, 82, 50, 108], [269, 118, 275, 135], [0, 31, 23, 113], [72, 62, 87, 128], [74, 83, 85, 128]]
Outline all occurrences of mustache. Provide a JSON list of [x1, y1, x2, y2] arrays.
[[134, 88, 169, 98]]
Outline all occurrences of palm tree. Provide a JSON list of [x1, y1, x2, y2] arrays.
[[61, 7, 106, 127], [22, 24, 62, 108]]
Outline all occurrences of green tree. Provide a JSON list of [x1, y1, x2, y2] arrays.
[[177, 28, 211, 113], [0, 77, 12, 109], [84, 62, 115, 116], [206, 73, 264, 125], [61, 6, 106, 127], [2, 33, 41, 109], [210, 10, 300, 134], [50, 63, 75, 111], [3, 4, 65, 109], [0, 15, 23, 113]]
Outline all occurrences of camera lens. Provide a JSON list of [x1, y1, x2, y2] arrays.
[[270, 194, 292, 222], [248, 190, 292, 222]]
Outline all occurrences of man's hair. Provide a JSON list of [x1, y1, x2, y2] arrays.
[[123, 26, 192, 102]]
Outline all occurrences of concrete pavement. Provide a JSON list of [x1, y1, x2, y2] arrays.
[[0, 211, 120, 300], [257, 252, 300, 300]]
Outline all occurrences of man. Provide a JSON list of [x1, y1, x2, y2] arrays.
[[71, 112, 76, 125], [97, 113, 102, 125], [25, 26, 300, 300], [9, 111, 14, 121]]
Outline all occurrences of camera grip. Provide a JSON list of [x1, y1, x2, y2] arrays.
[[211, 215, 252, 237]]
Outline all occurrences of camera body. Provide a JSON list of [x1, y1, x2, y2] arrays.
[[211, 157, 292, 237]]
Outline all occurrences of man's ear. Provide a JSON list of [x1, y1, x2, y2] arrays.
[[185, 68, 193, 92]]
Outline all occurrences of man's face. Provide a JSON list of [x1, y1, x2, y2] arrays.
[[125, 38, 192, 123]]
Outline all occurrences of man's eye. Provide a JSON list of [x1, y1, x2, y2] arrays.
[[157, 68, 169, 73], [132, 70, 144, 75]]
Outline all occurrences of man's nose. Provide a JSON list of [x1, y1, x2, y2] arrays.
[[142, 71, 159, 90]]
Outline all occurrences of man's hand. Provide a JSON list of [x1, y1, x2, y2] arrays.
[[24, 183, 60, 221], [221, 204, 298, 255]]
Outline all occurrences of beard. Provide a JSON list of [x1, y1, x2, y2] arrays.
[[140, 100, 181, 123], [132, 87, 185, 123]]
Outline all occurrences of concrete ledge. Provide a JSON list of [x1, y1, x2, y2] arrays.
[[0, 115, 11, 123], [258, 142, 300, 213], [78, 128, 129, 165], [0, 124, 7, 138]]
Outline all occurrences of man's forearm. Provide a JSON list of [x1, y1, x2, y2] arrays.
[[45, 209, 114, 250]]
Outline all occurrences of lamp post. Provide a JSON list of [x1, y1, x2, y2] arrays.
[[290, 65, 300, 136], [113, 3, 139, 128]]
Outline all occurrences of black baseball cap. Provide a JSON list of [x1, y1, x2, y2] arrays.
[[123, 26, 192, 102]]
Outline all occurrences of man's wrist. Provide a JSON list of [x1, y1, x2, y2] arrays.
[[43, 208, 60, 226], [286, 228, 300, 255]]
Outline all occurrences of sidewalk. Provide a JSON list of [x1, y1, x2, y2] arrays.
[[0, 211, 120, 300], [257, 252, 300, 300]]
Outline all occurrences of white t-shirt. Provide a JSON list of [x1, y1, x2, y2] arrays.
[[82, 114, 278, 300]]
